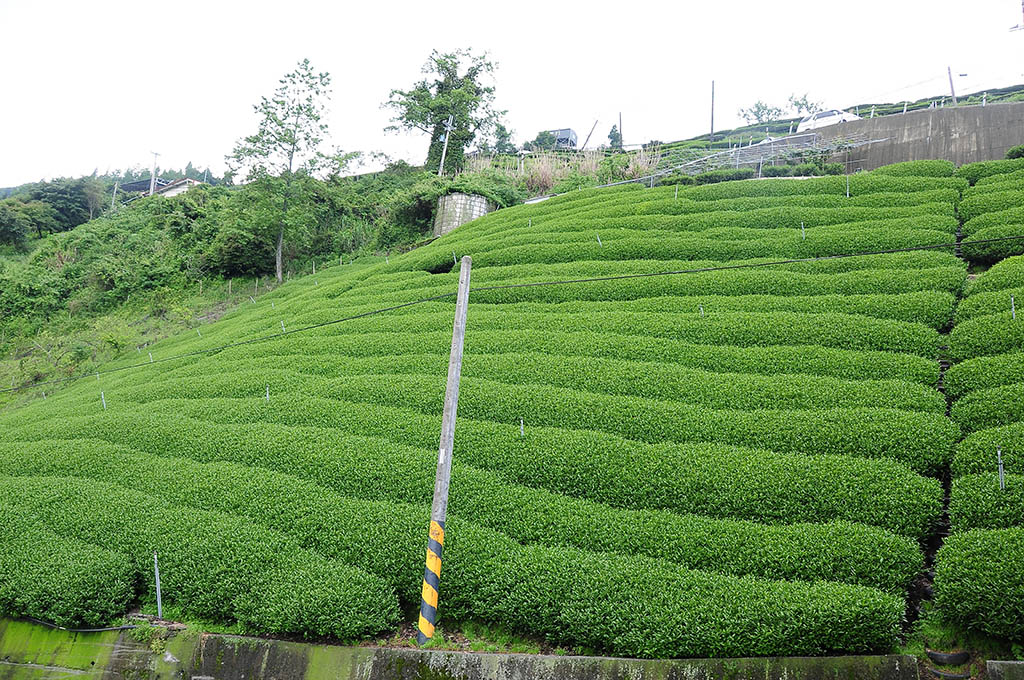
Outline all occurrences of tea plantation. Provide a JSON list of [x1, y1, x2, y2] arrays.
[[1, 160, 1023, 657]]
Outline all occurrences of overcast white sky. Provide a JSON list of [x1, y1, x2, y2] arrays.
[[1, 0, 1023, 187]]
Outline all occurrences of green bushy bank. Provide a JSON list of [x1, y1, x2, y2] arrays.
[[872, 160, 955, 177], [0, 503, 135, 626], [944, 352, 1024, 398], [961, 207, 1024, 237], [396, 227, 954, 271], [961, 224, 1024, 264], [175, 350, 945, 414], [966, 255, 1024, 294], [0, 476, 399, 638], [112, 369, 956, 474], [0, 440, 924, 594], [954, 424, 1024, 477], [953, 287, 1024, 323], [951, 382, 1024, 432], [949, 474, 1024, 532], [228, 330, 942, 386], [958, 190, 1024, 222], [934, 527, 1024, 639], [949, 314, 1024, 361], [2, 406, 943, 540], [954, 157, 1024, 185]]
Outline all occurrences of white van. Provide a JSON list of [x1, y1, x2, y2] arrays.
[[796, 109, 861, 132]]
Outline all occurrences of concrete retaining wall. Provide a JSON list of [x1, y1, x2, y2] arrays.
[[0, 619, 920, 680], [433, 193, 496, 237], [815, 101, 1024, 172]]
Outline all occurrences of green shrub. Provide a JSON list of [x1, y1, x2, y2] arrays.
[[0, 440, 924, 594], [958, 190, 1024, 222], [977, 167, 1024, 185], [950, 314, 1024, 361], [966, 255, 1024, 294], [761, 165, 792, 177], [945, 352, 1024, 399], [873, 160, 955, 178], [954, 424, 1024, 477], [112, 369, 955, 474], [0, 503, 135, 626], [398, 226, 954, 271], [934, 527, 1024, 638], [227, 329, 941, 386], [949, 474, 1024, 532], [956, 157, 1024, 185], [0, 476, 399, 638], [790, 163, 821, 177], [3, 407, 943, 540], [962, 224, 1024, 264], [693, 168, 755, 184], [951, 382, 1024, 432], [1007, 145, 1024, 160], [955, 287, 1024, 323], [823, 163, 844, 175], [961, 206, 1024, 237]]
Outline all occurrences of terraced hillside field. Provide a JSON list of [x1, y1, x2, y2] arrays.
[[1, 164, 1019, 657]]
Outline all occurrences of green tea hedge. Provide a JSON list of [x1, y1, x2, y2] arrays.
[[951, 383, 1024, 432], [3, 407, 943, 539], [955, 158, 1024, 185], [934, 527, 1024, 638], [118, 370, 956, 474], [0, 503, 135, 627], [949, 314, 1024, 361], [965, 255, 1024, 294], [944, 352, 1024, 398], [949, 474, 1024, 532], [0, 475, 399, 638], [872, 160, 955, 177], [961, 207, 1024, 237], [0, 440, 924, 593], [953, 288, 1024, 323], [954, 424, 1024, 477], [958, 190, 1024, 222], [961, 224, 1024, 264]]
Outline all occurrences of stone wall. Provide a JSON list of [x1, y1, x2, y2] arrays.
[[433, 192, 496, 237], [815, 101, 1024, 171]]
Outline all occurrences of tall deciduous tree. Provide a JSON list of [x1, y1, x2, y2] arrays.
[[226, 58, 348, 282], [738, 100, 787, 125], [384, 49, 505, 174]]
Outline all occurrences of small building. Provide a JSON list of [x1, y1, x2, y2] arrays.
[[547, 128, 578, 149]]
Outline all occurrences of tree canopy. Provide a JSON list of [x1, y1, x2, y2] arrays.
[[384, 49, 505, 174]]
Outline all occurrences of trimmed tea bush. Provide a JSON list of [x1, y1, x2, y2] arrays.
[[0, 503, 135, 627], [955, 158, 1024, 185], [949, 474, 1024, 532], [945, 353, 1024, 399], [934, 527, 1024, 638], [873, 160, 955, 177]]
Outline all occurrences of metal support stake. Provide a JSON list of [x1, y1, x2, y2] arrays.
[[998, 447, 1005, 490], [417, 256, 472, 645], [1012, 294, 1016, 320], [153, 551, 163, 619]]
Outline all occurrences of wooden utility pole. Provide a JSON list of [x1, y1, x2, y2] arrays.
[[619, 112, 623, 147], [437, 115, 455, 176], [948, 66, 958, 105], [416, 256, 472, 645], [581, 119, 599, 150]]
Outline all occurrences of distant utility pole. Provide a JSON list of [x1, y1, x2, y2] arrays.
[[149, 151, 160, 195], [110, 182, 118, 210], [947, 66, 958, 105], [436, 115, 455, 177], [619, 112, 623, 147], [710, 80, 715, 147], [581, 119, 599, 150]]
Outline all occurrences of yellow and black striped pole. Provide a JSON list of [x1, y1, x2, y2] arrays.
[[417, 256, 471, 645]]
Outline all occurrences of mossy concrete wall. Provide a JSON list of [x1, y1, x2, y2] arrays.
[[989, 660, 1024, 680], [433, 193, 496, 237], [0, 619, 919, 680], [816, 101, 1024, 171]]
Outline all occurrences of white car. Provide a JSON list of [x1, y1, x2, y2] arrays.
[[796, 109, 862, 132]]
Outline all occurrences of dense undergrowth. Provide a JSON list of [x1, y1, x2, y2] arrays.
[[1, 157, 1023, 657]]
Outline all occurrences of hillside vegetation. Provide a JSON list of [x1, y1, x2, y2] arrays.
[[1, 159, 1023, 657]]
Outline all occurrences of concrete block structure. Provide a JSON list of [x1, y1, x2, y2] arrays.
[[433, 192, 496, 237]]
